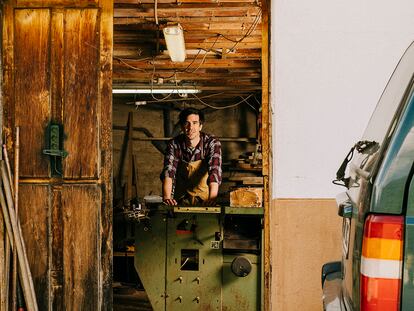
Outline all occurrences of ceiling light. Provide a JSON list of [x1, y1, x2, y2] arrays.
[[163, 24, 186, 62], [112, 88, 200, 94]]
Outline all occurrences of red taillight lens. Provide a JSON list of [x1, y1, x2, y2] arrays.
[[360, 215, 404, 311]]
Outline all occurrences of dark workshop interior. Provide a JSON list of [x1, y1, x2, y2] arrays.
[[112, 0, 267, 310]]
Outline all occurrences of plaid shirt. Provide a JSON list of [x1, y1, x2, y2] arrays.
[[161, 132, 222, 185]]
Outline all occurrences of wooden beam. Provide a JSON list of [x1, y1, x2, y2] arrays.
[[115, 41, 261, 49], [114, 58, 260, 68], [113, 6, 260, 18], [98, 0, 114, 309], [115, 0, 257, 4], [114, 49, 262, 59], [260, 1, 271, 311]]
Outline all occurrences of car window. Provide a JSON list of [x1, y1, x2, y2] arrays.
[[352, 42, 414, 176]]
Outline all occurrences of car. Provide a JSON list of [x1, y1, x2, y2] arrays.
[[322, 42, 414, 311]]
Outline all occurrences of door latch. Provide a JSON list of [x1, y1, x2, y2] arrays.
[[43, 123, 68, 176]]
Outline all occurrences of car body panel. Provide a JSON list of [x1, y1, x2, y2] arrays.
[[323, 271, 344, 311], [401, 183, 414, 309], [323, 41, 414, 310]]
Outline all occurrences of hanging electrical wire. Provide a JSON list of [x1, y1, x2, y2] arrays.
[[154, 0, 159, 25], [114, 57, 150, 72], [122, 92, 258, 112], [148, 59, 176, 101], [217, 7, 262, 46], [191, 93, 255, 110], [114, 6, 261, 79]]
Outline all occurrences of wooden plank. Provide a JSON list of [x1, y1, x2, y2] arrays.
[[51, 186, 64, 310], [63, 9, 99, 178], [115, 0, 257, 4], [114, 34, 262, 44], [230, 187, 263, 207], [113, 58, 261, 69], [260, 2, 271, 311], [16, 0, 98, 6], [2, 3, 14, 155], [114, 26, 262, 36], [98, 0, 113, 309], [113, 6, 260, 18], [113, 48, 262, 59], [114, 41, 261, 50], [228, 176, 264, 185], [50, 10, 64, 124], [113, 72, 261, 83], [14, 9, 51, 178], [261, 2, 269, 177], [19, 184, 50, 310], [114, 16, 259, 26], [50, 14, 65, 309], [62, 185, 100, 310], [114, 19, 262, 30], [116, 3, 259, 10], [0, 199, 6, 310], [113, 84, 261, 93], [114, 15, 259, 23]]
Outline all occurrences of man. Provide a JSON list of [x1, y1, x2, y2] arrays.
[[161, 108, 222, 206]]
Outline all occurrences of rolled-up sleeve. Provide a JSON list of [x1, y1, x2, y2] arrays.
[[161, 140, 179, 180], [207, 138, 222, 184]]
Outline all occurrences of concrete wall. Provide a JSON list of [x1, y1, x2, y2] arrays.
[[270, 1, 414, 309], [272, 0, 414, 198]]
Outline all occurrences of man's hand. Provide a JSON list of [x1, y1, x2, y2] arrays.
[[203, 182, 219, 206], [163, 198, 178, 206]]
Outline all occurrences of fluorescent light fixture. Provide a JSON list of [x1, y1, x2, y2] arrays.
[[113, 88, 200, 94], [163, 24, 186, 62]]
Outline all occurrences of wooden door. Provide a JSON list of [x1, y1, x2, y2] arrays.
[[2, 0, 113, 310]]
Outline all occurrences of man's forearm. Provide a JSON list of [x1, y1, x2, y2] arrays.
[[163, 177, 173, 199], [208, 182, 219, 200], [163, 177, 177, 205]]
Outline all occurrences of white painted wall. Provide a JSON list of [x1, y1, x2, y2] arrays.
[[272, 0, 414, 198]]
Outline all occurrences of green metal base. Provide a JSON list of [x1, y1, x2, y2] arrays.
[[134, 207, 262, 311]]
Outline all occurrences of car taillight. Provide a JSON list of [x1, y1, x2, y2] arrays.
[[360, 214, 404, 311]]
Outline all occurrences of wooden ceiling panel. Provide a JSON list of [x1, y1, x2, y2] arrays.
[[113, 0, 262, 100]]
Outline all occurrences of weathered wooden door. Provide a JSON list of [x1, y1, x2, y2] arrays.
[[2, 0, 112, 310]]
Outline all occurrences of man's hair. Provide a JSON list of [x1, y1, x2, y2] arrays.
[[178, 108, 205, 125]]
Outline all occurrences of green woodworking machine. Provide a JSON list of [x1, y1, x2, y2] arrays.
[[134, 203, 263, 310]]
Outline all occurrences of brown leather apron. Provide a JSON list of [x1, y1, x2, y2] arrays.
[[174, 148, 209, 205]]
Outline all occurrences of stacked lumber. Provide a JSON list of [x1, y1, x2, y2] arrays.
[[0, 128, 38, 311], [230, 187, 263, 207]]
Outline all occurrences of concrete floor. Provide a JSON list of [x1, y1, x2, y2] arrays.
[[113, 285, 152, 311]]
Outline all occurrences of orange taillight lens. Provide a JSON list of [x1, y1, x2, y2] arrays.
[[360, 215, 404, 311]]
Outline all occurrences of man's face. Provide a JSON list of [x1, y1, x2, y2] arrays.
[[182, 114, 203, 141]]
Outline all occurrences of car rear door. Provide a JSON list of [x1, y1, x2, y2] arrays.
[[336, 42, 414, 310]]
